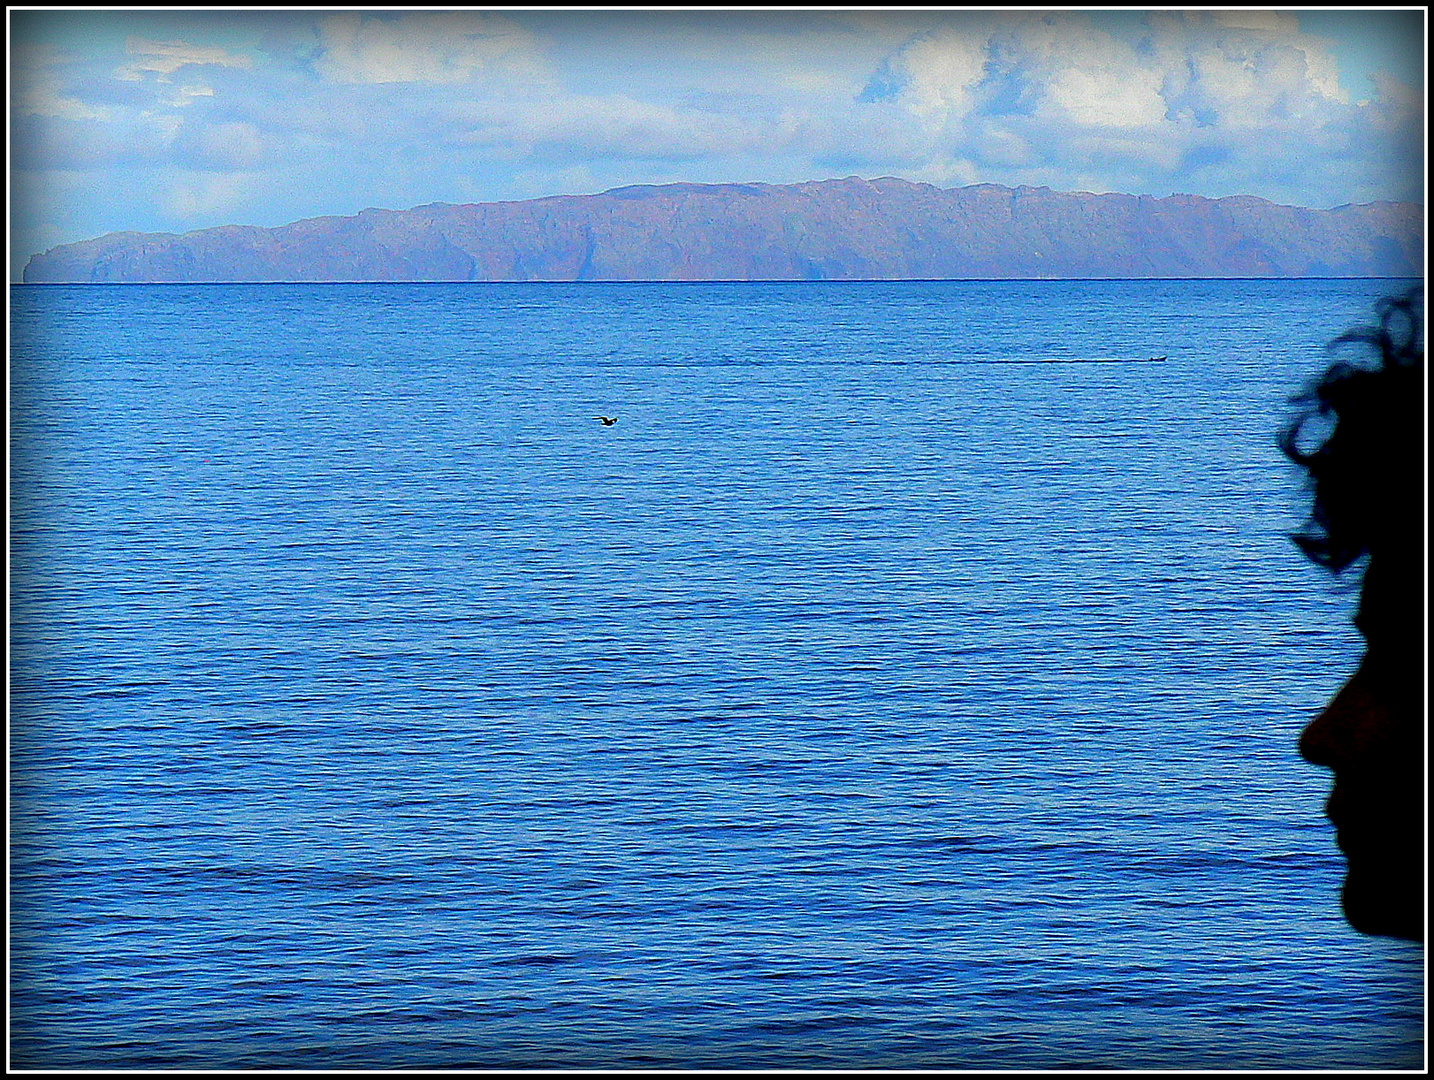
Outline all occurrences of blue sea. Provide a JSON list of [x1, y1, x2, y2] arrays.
[[8, 279, 1425, 1070]]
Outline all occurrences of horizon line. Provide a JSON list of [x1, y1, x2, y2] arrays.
[[12, 275, 1423, 287]]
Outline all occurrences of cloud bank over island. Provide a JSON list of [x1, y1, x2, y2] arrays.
[[9, 9, 1424, 273]]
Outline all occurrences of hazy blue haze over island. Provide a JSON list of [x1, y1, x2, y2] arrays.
[[21, 176, 1422, 284]]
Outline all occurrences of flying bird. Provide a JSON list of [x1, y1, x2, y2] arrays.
[[594, 416, 618, 426]]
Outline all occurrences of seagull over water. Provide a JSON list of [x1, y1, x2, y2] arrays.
[[594, 416, 618, 426]]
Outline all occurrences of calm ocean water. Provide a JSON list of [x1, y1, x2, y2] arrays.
[[8, 279, 1424, 1070]]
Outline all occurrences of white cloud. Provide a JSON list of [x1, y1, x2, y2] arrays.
[[898, 28, 990, 124], [116, 37, 254, 82], [16, 74, 116, 122], [175, 84, 215, 102], [444, 94, 768, 163], [11, 42, 115, 121], [314, 12, 551, 86], [172, 119, 266, 172], [1208, 10, 1296, 35], [1149, 11, 1354, 129], [851, 9, 1396, 204], [1046, 66, 1167, 128], [164, 171, 252, 217], [968, 128, 1032, 169], [1368, 71, 1421, 118], [1035, 27, 1168, 129], [778, 68, 854, 97]]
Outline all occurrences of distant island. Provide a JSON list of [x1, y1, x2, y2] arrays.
[[22, 176, 1422, 283]]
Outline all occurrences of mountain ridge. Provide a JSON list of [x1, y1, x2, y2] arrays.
[[22, 175, 1423, 283]]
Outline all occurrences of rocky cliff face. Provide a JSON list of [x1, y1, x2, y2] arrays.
[[22, 176, 1423, 283]]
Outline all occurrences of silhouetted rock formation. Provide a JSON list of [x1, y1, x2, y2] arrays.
[[23, 176, 1422, 283]]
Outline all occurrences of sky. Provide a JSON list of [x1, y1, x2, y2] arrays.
[[7, 7, 1426, 276]]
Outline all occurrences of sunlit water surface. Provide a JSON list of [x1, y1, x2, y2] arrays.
[[9, 279, 1423, 1069]]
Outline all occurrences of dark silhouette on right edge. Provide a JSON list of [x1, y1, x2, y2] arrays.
[[1279, 290, 1425, 943]]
